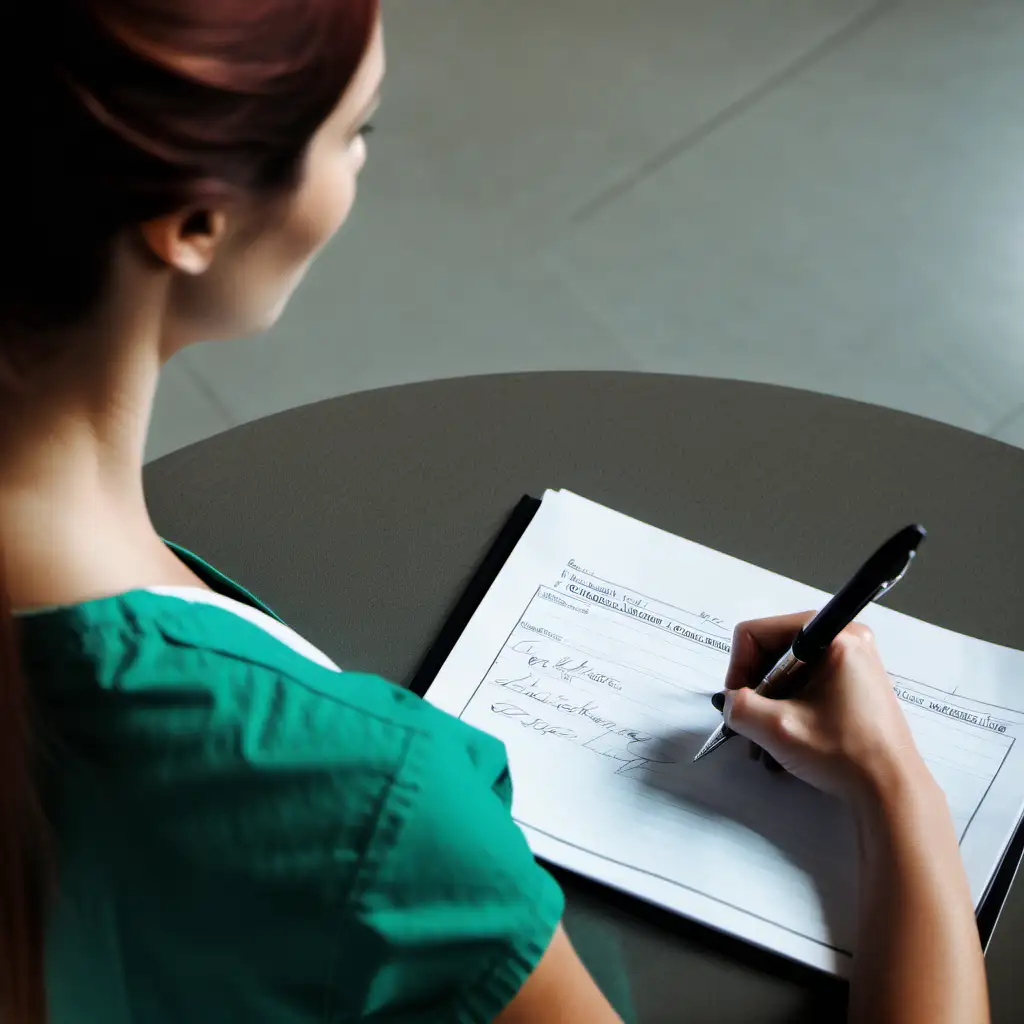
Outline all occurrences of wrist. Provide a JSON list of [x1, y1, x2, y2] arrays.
[[850, 753, 945, 838]]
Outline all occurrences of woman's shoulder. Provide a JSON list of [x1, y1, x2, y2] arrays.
[[36, 590, 564, 1021], [27, 586, 507, 792]]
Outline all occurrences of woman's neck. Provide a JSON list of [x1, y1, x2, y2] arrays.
[[0, 293, 206, 610]]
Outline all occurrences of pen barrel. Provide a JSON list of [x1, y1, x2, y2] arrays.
[[753, 648, 806, 701]]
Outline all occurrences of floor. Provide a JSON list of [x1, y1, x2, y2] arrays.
[[149, 0, 1024, 461]]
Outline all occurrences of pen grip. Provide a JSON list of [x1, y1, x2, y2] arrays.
[[753, 648, 806, 701], [710, 650, 806, 749]]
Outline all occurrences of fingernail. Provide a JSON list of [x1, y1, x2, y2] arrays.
[[711, 691, 726, 713]]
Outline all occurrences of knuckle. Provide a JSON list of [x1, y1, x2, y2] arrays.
[[726, 687, 757, 728], [769, 710, 800, 746], [847, 622, 875, 644], [732, 621, 753, 645], [724, 687, 748, 721], [837, 623, 875, 653]]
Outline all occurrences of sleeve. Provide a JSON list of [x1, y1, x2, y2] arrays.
[[345, 721, 565, 1023]]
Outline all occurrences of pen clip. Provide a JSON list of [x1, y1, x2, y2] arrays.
[[794, 527, 925, 661], [872, 547, 917, 603]]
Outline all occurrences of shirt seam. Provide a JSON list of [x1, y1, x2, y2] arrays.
[[152, 628, 433, 738], [323, 726, 420, 1023], [146, 588, 340, 672]]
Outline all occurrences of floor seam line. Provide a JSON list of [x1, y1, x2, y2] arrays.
[[177, 359, 239, 427], [985, 404, 1024, 439], [568, 0, 902, 226]]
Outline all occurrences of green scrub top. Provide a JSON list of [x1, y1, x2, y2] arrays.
[[19, 544, 564, 1023]]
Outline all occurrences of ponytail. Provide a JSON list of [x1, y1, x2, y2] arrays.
[[0, 572, 48, 1023]]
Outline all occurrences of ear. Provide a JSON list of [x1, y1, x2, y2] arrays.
[[139, 208, 228, 275]]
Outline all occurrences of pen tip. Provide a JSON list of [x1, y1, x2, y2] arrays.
[[693, 728, 728, 762]]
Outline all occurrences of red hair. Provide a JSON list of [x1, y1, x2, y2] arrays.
[[0, 0, 378, 1018], [0, 0, 378, 359]]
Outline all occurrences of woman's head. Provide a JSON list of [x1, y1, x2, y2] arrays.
[[158, 25, 384, 344], [1, 0, 382, 378]]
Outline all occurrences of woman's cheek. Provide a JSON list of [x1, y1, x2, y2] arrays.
[[294, 175, 354, 261], [350, 134, 368, 175], [316, 147, 363, 247]]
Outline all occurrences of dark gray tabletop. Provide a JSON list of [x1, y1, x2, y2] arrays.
[[145, 371, 1024, 1023]]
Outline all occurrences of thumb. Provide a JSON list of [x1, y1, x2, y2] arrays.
[[724, 687, 786, 751]]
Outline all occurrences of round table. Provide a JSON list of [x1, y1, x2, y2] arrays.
[[146, 371, 1024, 1023]]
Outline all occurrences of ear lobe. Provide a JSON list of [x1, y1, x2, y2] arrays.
[[139, 208, 227, 276]]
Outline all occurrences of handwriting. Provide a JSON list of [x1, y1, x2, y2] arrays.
[[699, 611, 726, 628], [511, 640, 590, 674], [582, 731, 676, 775], [490, 702, 578, 740], [493, 675, 637, 732], [508, 640, 622, 691], [488, 693, 676, 776]]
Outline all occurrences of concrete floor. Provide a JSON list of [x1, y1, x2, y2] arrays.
[[149, 0, 1024, 461]]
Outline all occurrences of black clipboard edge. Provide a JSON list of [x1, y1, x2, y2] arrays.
[[978, 809, 1024, 950], [409, 494, 541, 698], [409, 493, 1023, 964]]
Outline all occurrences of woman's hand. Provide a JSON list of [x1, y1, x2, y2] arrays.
[[719, 612, 930, 808], [720, 612, 990, 1024]]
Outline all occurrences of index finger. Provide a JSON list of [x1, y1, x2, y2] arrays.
[[723, 611, 818, 691]]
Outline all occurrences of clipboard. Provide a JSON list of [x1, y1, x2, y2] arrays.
[[410, 494, 1024, 957]]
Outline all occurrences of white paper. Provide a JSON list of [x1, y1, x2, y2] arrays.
[[425, 490, 1024, 975]]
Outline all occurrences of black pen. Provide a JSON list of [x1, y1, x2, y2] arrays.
[[692, 524, 927, 763]]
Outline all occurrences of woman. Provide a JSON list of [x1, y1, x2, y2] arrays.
[[0, 1, 989, 1022]]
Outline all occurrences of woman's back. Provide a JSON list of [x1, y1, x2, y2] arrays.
[[28, 567, 562, 1021]]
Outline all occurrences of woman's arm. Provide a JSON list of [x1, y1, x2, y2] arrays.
[[504, 612, 992, 1024], [496, 925, 622, 1024], [851, 766, 988, 1024], [724, 613, 990, 1024]]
